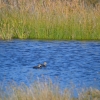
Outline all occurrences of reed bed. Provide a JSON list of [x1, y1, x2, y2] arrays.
[[0, 79, 100, 100], [0, 0, 100, 40]]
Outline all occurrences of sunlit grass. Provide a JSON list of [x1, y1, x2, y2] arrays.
[[0, 79, 71, 100], [78, 88, 100, 100], [0, 0, 100, 40], [0, 78, 100, 100]]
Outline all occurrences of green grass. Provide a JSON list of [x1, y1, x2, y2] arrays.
[[0, 79, 100, 100], [0, 0, 100, 40]]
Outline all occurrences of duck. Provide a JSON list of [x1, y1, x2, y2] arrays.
[[33, 64, 42, 69]]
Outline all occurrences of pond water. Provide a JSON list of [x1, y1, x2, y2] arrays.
[[0, 40, 100, 90]]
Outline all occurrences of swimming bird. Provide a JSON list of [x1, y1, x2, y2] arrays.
[[33, 64, 42, 69]]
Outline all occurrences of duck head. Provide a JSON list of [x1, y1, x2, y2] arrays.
[[44, 62, 47, 66]]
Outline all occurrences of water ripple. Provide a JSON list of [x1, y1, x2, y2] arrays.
[[0, 40, 100, 89]]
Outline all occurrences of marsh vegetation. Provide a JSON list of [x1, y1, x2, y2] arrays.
[[0, 0, 100, 40], [0, 79, 100, 100]]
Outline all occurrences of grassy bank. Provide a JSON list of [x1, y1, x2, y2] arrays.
[[0, 0, 100, 40], [0, 79, 100, 100]]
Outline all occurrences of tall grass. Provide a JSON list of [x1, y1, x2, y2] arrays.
[[0, 0, 100, 40], [0, 79, 100, 100]]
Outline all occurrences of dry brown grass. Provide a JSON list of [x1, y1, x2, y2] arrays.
[[0, 80, 71, 100], [0, 79, 100, 100]]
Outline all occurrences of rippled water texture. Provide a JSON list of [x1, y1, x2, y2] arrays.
[[0, 40, 100, 89]]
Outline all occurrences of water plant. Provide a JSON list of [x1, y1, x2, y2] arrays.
[[0, 0, 100, 40]]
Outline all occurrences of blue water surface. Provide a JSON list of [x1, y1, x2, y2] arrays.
[[0, 40, 100, 90]]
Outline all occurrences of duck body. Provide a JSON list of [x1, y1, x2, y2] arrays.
[[33, 62, 47, 69], [33, 64, 42, 69]]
